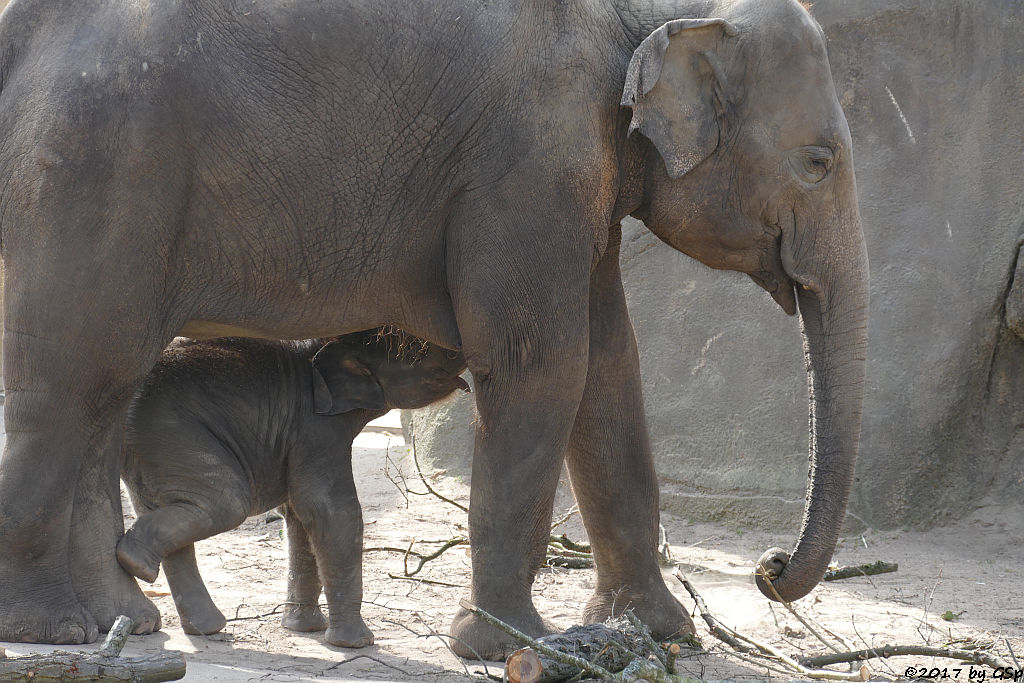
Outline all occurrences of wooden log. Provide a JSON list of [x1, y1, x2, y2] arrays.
[[0, 615, 186, 682], [0, 651, 186, 682], [506, 648, 543, 683]]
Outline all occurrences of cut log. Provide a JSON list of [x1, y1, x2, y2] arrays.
[[506, 648, 543, 683]]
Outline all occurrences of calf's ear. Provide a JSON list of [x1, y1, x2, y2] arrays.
[[311, 342, 386, 415], [620, 17, 737, 179]]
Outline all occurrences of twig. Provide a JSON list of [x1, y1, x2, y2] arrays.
[[224, 603, 290, 622], [418, 614, 493, 682], [798, 644, 1014, 670], [323, 654, 414, 678], [673, 570, 757, 654], [550, 505, 580, 532], [717, 648, 799, 678], [822, 561, 898, 581], [920, 567, 945, 644], [410, 433, 469, 512], [623, 610, 668, 669], [384, 616, 494, 681], [387, 573, 465, 588], [756, 566, 845, 655], [1006, 639, 1021, 669], [725, 630, 868, 681], [382, 445, 411, 508], [404, 537, 468, 577], [676, 571, 866, 681]]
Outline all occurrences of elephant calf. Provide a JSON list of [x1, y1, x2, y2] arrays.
[[117, 331, 468, 647]]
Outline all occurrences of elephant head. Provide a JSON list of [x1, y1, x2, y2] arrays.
[[312, 330, 469, 415], [622, 0, 868, 603]]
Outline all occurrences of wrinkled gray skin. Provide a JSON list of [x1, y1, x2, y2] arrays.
[[118, 332, 468, 647], [0, 0, 867, 657]]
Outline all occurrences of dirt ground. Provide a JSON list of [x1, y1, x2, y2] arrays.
[[4, 415, 1023, 681]]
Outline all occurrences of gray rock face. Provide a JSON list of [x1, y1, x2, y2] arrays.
[[404, 0, 1024, 530]]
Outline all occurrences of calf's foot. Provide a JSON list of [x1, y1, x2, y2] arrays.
[[282, 604, 328, 633], [325, 615, 374, 648], [116, 530, 162, 583], [178, 604, 226, 636]]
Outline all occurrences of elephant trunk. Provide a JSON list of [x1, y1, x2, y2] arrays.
[[755, 201, 869, 603]]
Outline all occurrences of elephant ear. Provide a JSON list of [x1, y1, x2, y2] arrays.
[[311, 341, 386, 415], [621, 18, 737, 179]]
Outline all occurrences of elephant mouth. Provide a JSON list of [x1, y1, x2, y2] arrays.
[[749, 269, 798, 315]]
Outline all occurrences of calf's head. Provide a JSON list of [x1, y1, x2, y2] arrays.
[[311, 330, 469, 415]]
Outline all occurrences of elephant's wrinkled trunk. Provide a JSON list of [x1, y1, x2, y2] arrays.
[[755, 200, 869, 603]]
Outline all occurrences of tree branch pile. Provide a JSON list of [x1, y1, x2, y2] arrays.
[[459, 567, 1019, 683]]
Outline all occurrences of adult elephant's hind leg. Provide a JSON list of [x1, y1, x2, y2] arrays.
[[565, 226, 694, 640], [448, 208, 592, 660]]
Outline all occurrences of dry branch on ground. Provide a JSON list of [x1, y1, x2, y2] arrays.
[[823, 561, 899, 581], [0, 616, 186, 682]]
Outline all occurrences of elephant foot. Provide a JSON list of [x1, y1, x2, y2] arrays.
[[116, 530, 162, 583], [0, 569, 99, 644], [281, 604, 328, 633], [172, 585, 226, 635], [178, 605, 226, 636], [583, 579, 695, 641], [450, 602, 549, 661], [85, 570, 163, 635], [325, 616, 374, 648]]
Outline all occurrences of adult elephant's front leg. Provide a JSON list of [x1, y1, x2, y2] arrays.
[[448, 211, 592, 660], [566, 225, 694, 640]]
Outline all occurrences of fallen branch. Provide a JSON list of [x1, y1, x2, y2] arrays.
[[386, 573, 465, 588], [673, 569, 757, 655], [799, 644, 1014, 670], [0, 616, 186, 682], [675, 571, 867, 681], [549, 534, 591, 554], [757, 567, 846, 656], [822, 561, 898, 581], [753, 565, 1015, 676]]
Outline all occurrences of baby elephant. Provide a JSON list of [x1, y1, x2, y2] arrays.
[[117, 331, 468, 647]]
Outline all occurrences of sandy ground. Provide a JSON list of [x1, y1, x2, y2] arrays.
[[3, 413, 1023, 681]]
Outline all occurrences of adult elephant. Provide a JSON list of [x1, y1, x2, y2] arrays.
[[0, 0, 867, 658]]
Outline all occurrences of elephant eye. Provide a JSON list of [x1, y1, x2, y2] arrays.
[[791, 146, 834, 184]]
